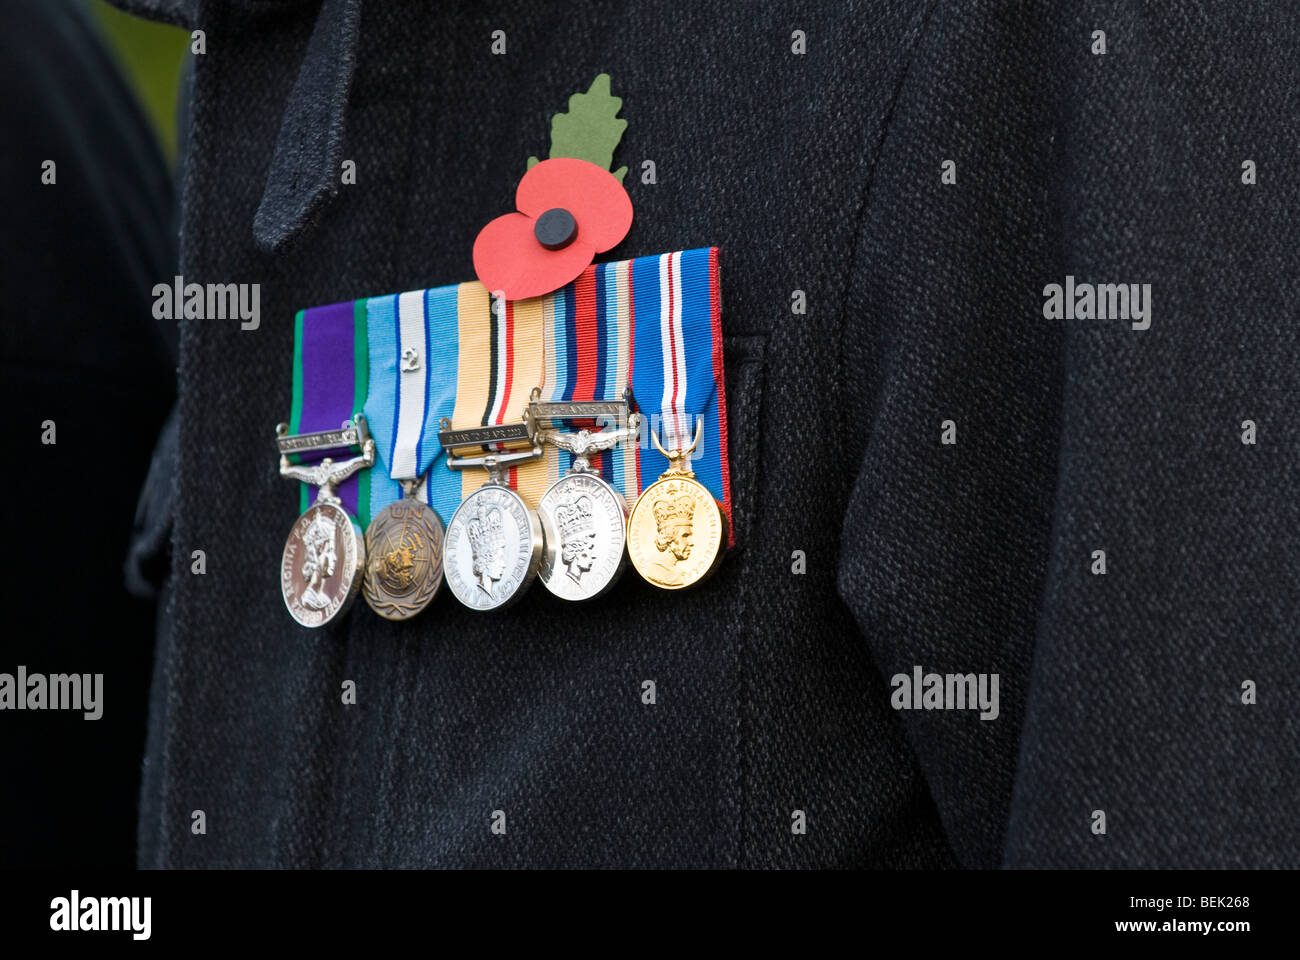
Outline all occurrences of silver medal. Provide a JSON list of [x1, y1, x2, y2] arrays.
[[438, 418, 545, 611], [275, 417, 375, 628], [444, 483, 542, 610], [281, 501, 365, 627], [532, 408, 641, 602], [537, 473, 627, 601]]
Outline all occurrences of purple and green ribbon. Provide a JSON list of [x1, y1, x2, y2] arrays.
[[288, 300, 371, 524]]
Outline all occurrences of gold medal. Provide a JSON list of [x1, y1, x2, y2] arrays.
[[627, 420, 727, 589]]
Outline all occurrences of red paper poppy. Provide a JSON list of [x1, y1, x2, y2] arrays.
[[472, 157, 634, 300]]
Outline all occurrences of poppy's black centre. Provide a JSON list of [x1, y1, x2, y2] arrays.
[[534, 207, 577, 250]]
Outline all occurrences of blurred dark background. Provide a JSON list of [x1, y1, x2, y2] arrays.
[[0, 0, 186, 867]]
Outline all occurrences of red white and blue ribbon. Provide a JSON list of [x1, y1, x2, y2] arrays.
[[629, 248, 731, 539], [538, 258, 636, 500]]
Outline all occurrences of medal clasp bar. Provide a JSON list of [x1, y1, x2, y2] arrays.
[[437, 421, 534, 450], [439, 415, 542, 486], [528, 387, 642, 474], [276, 414, 376, 505], [444, 445, 543, 486], [275, 413, 371, 457], [527, 385, 637, 427]]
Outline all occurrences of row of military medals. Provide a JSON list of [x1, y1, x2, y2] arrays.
[[275, 391, 728, 627]]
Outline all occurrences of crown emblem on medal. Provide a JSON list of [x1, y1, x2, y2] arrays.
[[652, 493, 695, 529], [555, 494, 596, 541], [467, 502, 505, 554]]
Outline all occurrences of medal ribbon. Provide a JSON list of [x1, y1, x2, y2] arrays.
[[362, 286, 461, 525], [450, 291, 548, 507], [288, 300, 370, 524], [630, 248, 732, 543], [290, 247, 730, 543], [538, 259, 637, 502], [358, 282, 547, 525]]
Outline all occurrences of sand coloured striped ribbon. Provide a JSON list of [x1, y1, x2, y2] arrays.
[[288, 299, 371, 524]]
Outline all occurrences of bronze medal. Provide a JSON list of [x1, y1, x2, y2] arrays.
[[362, 481, 445, 621]]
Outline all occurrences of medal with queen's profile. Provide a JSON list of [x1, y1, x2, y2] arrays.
[[532, 406, 640, 602], [282, 500, 365, 628], [538, 472, 627, 602], [627, 421, 727, 590], [444, 483, 542, 611], [275, 418, 375, 628], [439, 419, 545, 612]]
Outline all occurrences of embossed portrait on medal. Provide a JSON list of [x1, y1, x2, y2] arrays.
[[651, 490, 697, 566], [556, 493, 598, 584], [627, 474, 724, 590], [299, 511, 339, 609], [537, 472, 626, 602], [467, 502, 507, 598]]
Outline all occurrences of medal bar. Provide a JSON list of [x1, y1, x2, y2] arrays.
[[275, 414, 375, 628], [529, 389, 642, 602], [439, 415, 545, 611], [275, 421, 368, 457]]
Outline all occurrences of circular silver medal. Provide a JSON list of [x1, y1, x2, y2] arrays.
[[537, 473, 627, 601], [280, 500, 366, 628], [443, 484, 543, 611], [363, 498, 445, 620]]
